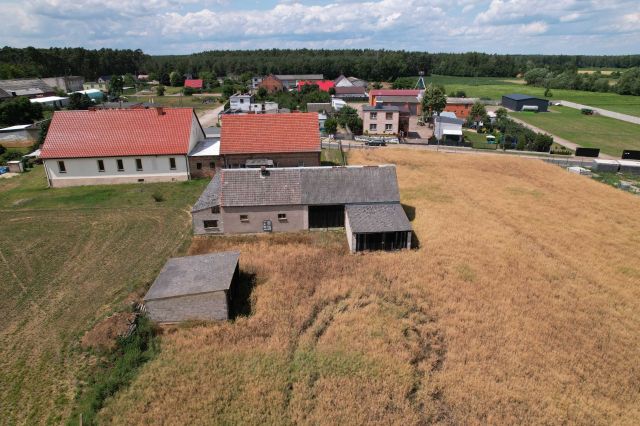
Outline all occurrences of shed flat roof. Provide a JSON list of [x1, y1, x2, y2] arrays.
[[144, 252, 240, 301], [346, 203, 412, 233]]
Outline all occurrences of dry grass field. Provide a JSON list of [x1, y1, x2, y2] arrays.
[[100, 149, 640, 424]]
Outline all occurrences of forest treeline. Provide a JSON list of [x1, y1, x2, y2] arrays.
[[2, 46, 640, 81]]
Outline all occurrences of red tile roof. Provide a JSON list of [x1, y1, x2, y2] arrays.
[[370, 89, 422, 96], [220, 113, 320, 155], [40, 108, 196, 159], [297, 80, 335, 92], [184, 79, 203, 89]]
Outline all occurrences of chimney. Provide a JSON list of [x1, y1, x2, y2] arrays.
[[156, 106, 165, 116]]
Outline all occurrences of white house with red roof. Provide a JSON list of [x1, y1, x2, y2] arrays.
[[40, 107, 206, 187], [220, 113, 321, 168]]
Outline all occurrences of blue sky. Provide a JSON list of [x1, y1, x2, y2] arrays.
[[0, 0, 638, 55]]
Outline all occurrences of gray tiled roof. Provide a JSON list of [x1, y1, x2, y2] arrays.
[[300, 166, 400, 204], [275, 74, 323, 81], [144, 251, 240, 300], [435, 115, 465, 125], [192, 172, 222, 211], [346, 203, 412, 233], [0, 78, 53, 93], [222, 168, 302, 207], [191, 165, 401, 210], [363, 105, 400, 112]]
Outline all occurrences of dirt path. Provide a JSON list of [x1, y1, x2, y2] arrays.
[[509, 116, 616, 160], [197, 105, 225, 128]]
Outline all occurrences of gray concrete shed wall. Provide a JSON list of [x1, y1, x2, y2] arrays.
[[193, 209, 224, 235], [222, 205, 307, 234], [146, 291, 229, 323]]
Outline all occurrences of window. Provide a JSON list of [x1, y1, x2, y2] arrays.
[[196, 162, 202, 170], [169, 157, 176, 170], [278, 213, 287, 222], [240, 98, 244, 103], [385, 124, 393, 131], [117, 159, 124, 171], [369, 123, 377, 131], [203, 220, 219, 229], [211, 206, 220, 214], [297, 161, 305, 167], [386, 112, 393, 120], [135, 158, 143, 171], [97, 159, 105, 172], [57, 160, 66, 173], [240, 214, 249, 223], [370, 112, 377, 120], [209, 161, 215, 169]]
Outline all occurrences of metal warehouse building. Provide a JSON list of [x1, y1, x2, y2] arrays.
[[501, 94, 549, 112], [143, 252, 240, 323]]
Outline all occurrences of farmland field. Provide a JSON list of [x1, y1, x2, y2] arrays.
[[415, 75, 640, 117], [99, 149, 640, 424], [0, 168, 207, 424], [512, 106, 640, 157]]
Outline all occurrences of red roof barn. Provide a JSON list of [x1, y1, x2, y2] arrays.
[[184, 79, 204, 89], [297, 80, 335, 92], [220, 113, 321, 168]]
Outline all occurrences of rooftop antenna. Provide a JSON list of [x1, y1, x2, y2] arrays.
[[415, 71, 426, 90]]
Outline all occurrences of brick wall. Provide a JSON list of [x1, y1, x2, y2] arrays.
[[189, 156, 223, 179]]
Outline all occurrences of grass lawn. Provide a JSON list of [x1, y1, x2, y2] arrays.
[[99, 149, 640, 424], [418, 75, 640, 117], [126, 94, 223, 109], [321, 148, 347, 165], [512, 106, 640, 157], [0, 167, 207, 424], [463, 130, 498, 150]]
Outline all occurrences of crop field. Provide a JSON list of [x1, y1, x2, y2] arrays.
[[98, 149, 640, 424], [512, 106, 640, 157], [0, 168, 207, 424], [415, 75, 640, 117]]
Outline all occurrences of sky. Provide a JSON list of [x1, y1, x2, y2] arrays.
[[0, 0, 638, 55]]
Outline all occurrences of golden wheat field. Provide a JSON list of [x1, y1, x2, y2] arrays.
[[99, 149, 640, 424]]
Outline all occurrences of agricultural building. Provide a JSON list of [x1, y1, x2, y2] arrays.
[[191, 165, 412, 252], [144, 252, 240, 323], [501, 94, 549, 112]]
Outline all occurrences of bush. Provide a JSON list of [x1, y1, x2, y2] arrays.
[[183, 87, 195, 96], [151, 192, 165, 202]]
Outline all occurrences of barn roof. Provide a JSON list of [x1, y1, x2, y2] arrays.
[[192, 165, 401, 210], [220, 113, 320, 155], [346, 203, 412, 233], [144, 252, 240, 301], [40, 108, 197, 159], [502, 93, 547, 101], [185, 79, 203, 89]]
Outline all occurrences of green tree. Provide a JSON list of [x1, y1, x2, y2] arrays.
[[31, 119, 50, 151], [421, 83, 446, 118], [324, 117, 338, 134], [222, 84, 235, 98], [68, 93, 93, 110], [183, 87, 195, 96], [0, 97, 43, 127], [108, 75, 124, 98], [470, 101, 487, 121], [159, 73, 171, 86], [256, 86, 268, 100], [169, 71, 183, 87], [156, 85, 165, 96]]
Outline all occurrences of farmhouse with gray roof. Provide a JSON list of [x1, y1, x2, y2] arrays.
[[192, 165, 412, 252]]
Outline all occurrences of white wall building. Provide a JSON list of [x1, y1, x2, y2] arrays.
[[230, 93, 253, 112]]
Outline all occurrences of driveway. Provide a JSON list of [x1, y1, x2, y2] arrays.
[[197, 104, 225, 128], [558, 100, 640, 125]]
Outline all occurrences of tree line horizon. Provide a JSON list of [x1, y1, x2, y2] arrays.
[[2, 46, 640, 82]]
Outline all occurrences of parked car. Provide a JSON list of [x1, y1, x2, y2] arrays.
[[365, 138, 386, 146]]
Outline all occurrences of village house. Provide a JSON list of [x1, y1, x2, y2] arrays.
[[297, 80, 335, 92], [363, 103, 401, 135], [333, 86, 368, 100], [144, 251, 241, 323], [434, 112, 465, 143], [334, 75, 368, 88], [40, 107, 207, 187], [444, 97, 478, 118], [191, 165, 412, 252], [220, 113, 321, 168], [0, 78, 55, 99], [275, 74, 323, 90], [82, 81, 108, 92], [369, 89, 423, 115], [229, 93, 253, 112], [258, 75, 284, 93], [184, 79, 204, 90]]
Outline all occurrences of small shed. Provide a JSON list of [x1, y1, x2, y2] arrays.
[[501, 94, 549, 112], [144, 251, 240, 323], [7, 161, 24, 173], [345, 203, 412, 252]]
